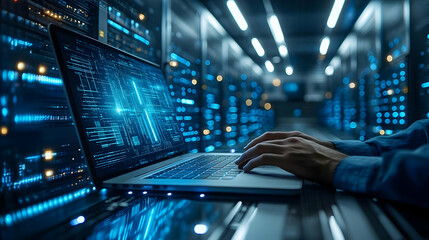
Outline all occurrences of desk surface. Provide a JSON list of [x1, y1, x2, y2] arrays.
[[2, 120, 428, 239]]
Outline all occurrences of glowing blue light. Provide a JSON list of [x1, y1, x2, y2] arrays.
[[209, 103, 220, 109], [241, 74, 247, 80], [4, 214, 12, 226], [293, 109, 302, 117], [385, 130, 393, 135], [167, 192, 172, 196], [342, 77, 350, 85], [350, 122, 357, 129], [2, 108, 8, 117], [229, 85, 237, 91], [199, 193, 205, 198], [205, 60, 210, 65], [170, 53, 191, 67], [143, 191, 148, 195], [421, 82, 429, 88], [70, 216, 85, 226], [22, 73, 62, 86], [284, 83, 299, 92], [127, 191, 133, 195], [206, 74, 214, 81], [107, 19, 130, 34], [5, 36, 33, 49], [205, 145, 215, 152], [14, 114, 59, 124], [133, 34, 149, 45], [194, 224, 208, 234], [181, 98, 195, 105]]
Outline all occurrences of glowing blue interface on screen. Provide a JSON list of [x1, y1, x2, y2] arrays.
[[55, 31, 186, 180]]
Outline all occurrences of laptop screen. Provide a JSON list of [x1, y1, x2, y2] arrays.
[[50, 25, 187, 184]]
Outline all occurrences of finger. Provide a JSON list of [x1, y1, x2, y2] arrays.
[[235, 143, 285, 166], [242, 153, 283, 172], [244, 132, 290, 150]]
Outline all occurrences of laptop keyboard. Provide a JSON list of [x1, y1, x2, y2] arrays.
[[145, 155, 242, 180]]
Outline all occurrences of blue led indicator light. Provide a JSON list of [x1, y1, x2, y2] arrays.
[[170, 53, 191, 67]]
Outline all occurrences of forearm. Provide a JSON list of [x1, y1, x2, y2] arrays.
[[333, 145, 429, 208], [331, 140, 378, 156], [332, 119, 429, 156]]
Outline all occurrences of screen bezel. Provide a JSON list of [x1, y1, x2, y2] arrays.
[[49, 24, 188, 188]]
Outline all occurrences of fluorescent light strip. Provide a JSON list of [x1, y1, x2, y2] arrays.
[[320, 37, 330, 55], [265, 60, 274, 72], [278, 45, 288, 57], [268, 15, 284, 43], [327, 0, 345, 29], [227, 0, 248, 31], [251, 38, 265, 57]]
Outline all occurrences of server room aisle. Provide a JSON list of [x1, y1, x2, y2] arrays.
[[272, 118, 355, 142]]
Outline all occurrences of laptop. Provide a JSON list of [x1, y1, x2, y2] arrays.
[[49, 24, 302, 195]]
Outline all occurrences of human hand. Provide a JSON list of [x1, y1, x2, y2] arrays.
[[236, 137, 348, 185], [244, 131, 335, 151]]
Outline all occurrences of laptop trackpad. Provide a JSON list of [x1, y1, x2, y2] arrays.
[[248, 166, 295, 179]]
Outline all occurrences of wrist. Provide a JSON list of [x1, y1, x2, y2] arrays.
[[325, 152, 348, 185]]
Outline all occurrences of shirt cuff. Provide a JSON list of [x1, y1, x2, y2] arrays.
[[333, 156, 382, 193], [331, 140, 376, 156]]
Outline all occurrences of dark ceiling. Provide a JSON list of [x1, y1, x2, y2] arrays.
[[201, 0, 369, 75]]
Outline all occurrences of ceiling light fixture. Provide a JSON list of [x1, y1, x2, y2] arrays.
[[327, 0, 345, 29], [278, 45, 288, 57], [268, 15, 284, 43], [226, 0, 248, 31], [285, 66, 293, 75], [251, 38, 265, 57], [319, 37, 330, 55], [325, 66, 334, 76], [265, 60, 274, 72]]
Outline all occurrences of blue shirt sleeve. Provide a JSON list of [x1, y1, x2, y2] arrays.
[[331, 119, 429, 156], [333, 145, 429, 208]]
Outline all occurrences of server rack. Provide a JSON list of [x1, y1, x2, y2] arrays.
[[321, 0, 414, 138], [200, 16, 224, 152], [165, 0, 202, 153], [409, 0, 429, 120], [223, 40, 242, 148], [0, 0, 102, 213]]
